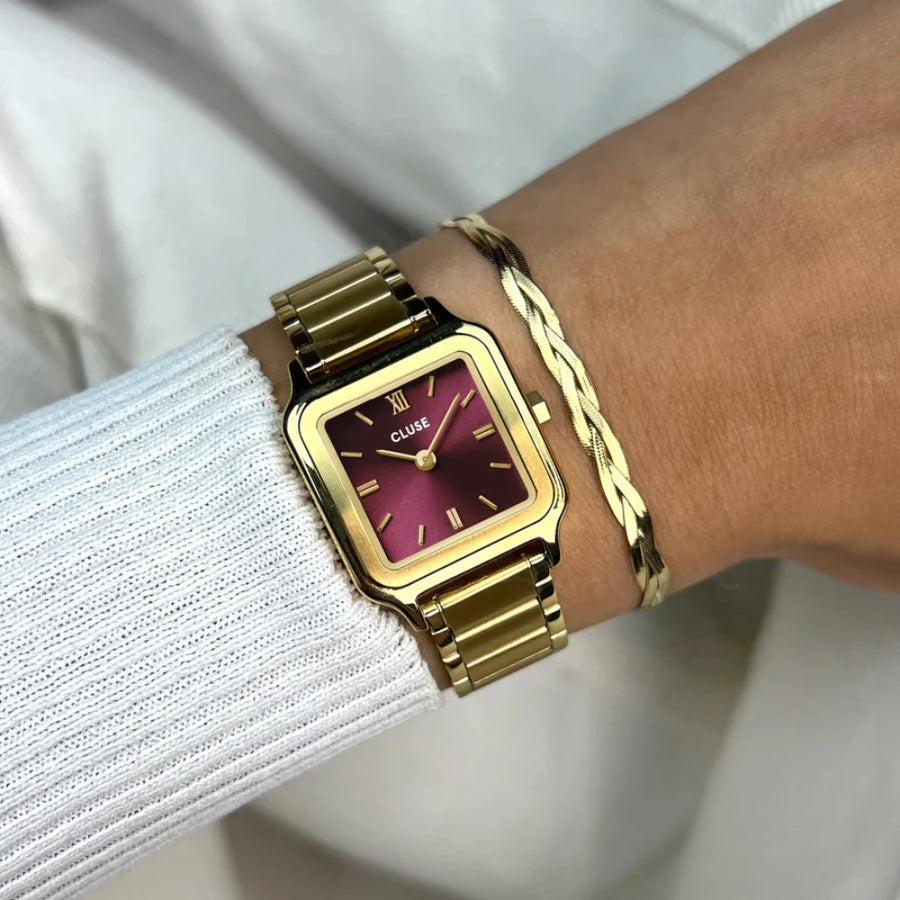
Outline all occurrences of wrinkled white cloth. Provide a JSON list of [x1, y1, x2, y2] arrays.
[[4, 1, 898, 899], [0, 329, 439, 899]]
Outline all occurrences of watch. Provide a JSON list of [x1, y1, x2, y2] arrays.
[[270, 248, 568, 695]]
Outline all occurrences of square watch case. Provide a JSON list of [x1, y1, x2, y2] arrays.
[[280, 319, 566, 629]]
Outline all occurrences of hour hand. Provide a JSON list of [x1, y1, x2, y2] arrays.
[[375, 448, 418, 461]]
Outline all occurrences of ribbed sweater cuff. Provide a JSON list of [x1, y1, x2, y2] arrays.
[[0, 329, 441, 899]]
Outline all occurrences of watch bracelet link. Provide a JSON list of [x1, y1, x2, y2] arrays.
[[420, 546, 566, 696], [270, 249, 567, 694], [270, 248, 436, 382]]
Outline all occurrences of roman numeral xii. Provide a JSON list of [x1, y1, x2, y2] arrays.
[[385, 389, 410, 415]]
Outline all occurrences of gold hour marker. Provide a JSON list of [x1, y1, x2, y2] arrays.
[[478, 495, 498, 511], [354, 411, 374, 426], [418, 524, 426, 546], [490, 461, 512, 469], [446, 507, 463, 530], [340, 451, 363, 458], [461, 389, 476, 408], [427, 375, 435, 397], [376, 512, 392, 532], [356, 479, 379, 498], [385, 389, 410, 415], [473, 424, 496, 441]]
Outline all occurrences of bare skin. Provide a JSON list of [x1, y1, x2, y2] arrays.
[[244, 0, 900, 685]]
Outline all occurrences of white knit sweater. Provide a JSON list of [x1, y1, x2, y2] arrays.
[[0, 330, 441, 900]]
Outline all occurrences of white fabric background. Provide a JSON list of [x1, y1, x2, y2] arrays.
[[4, 1, 898, 898]]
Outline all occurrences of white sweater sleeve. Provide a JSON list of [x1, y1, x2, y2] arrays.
[[0, 329, 441, 900]]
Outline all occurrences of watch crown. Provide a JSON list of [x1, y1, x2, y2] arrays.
[[526, 391, 551, 425]]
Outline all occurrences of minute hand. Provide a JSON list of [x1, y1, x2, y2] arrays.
[[427, 393, 462, 455]]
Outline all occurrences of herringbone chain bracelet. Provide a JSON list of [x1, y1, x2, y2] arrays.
[[442, 213, 669, 608]]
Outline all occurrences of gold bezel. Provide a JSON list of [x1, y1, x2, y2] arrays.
[[282, 322, 566, 628]]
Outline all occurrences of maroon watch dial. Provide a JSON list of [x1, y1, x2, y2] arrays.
[[324, 357, 530, 563]]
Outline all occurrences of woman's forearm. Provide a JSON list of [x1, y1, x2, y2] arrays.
[[245, 0, 900, 638]]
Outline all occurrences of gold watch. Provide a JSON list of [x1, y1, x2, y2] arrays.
[[270, 248, 567, 695]]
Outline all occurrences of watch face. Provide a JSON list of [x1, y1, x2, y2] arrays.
[[323, 356, 532, 564]]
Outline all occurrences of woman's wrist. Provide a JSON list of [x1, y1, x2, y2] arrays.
[[243, 111, 778, 637], [244, 210, 750, 638]]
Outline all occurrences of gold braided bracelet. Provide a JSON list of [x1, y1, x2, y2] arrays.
[[442, 213, 669, 608]]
